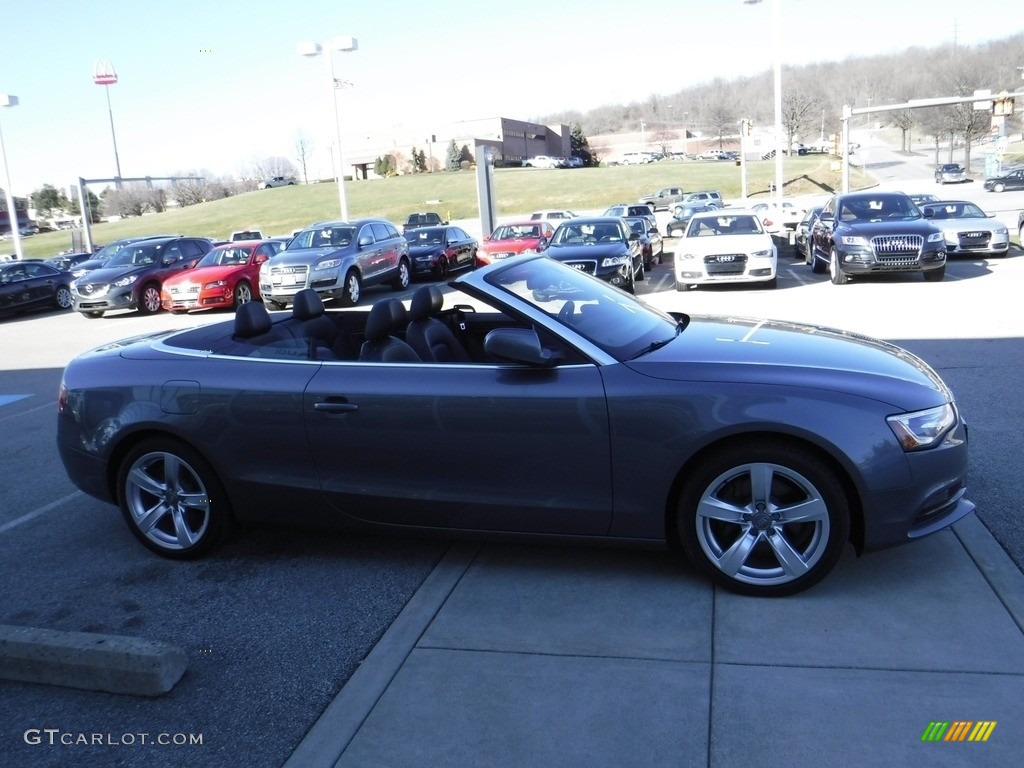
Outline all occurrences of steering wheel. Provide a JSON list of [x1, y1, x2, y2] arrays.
[[557, 300, 576, 324]]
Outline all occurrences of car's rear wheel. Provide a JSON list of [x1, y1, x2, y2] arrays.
[[117, 437, 232, 559], [993, 182, 1006, 193], [233, 281, 252, 309], [829, 249, 848, 285], [391, 258, 411, 291], [676, 440, 850, 596], [54, 286, 72, 309], [138, 283, 162, 315], [340, 270, 362, 307], [923, 265, 945, 282]]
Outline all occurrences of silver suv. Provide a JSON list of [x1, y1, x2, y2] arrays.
[[671, 191, 722, 214], [603, 203, 659, 234], [259, 219, 410, 308]]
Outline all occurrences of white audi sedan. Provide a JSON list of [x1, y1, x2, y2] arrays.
[[674, 210, 778, 290], [919, 200, 1010, 257]]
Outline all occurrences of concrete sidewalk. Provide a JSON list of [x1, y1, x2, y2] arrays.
[[286, 514, 1024, 767]]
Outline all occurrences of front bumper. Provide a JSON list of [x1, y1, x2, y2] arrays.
[[71, 283, 138, 312], [834, 244, 946, 276], [559, 258, 633, 288]]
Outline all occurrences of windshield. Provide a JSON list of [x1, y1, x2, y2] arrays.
[[406, 228, 445, 245], [484, 257, 679, 359], [197, 247, 251, 268], [288, 225, 356, 250], [492, 224, 542, 240], [550, 221, 623, 246], [105, 243, 164, 267], [926, 202, 986, 219], [839, 196, 921, 222], [685, 214, 764, 237]]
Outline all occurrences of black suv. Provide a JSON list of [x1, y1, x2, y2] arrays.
[[71, 236, 212, 317], [809, 192, 946, 285]]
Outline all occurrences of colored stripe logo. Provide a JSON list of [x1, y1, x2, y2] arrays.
[[921, 721, 996, 742]]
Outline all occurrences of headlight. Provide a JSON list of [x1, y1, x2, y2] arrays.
[[887, 403, 956, 451], [994, 227, 1008, 236], [112, 275, 138, 287], [840, 236, 869, 247], [601, 255, 629, 267], [204, 280, 227, 290], [751, 249, 772, 259], [316, 259, 342, 271], [927, 232, 945, 243]]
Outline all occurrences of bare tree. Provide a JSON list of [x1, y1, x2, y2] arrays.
[[653, 129, 678, 156], [295, 134, 314, 184], [780, 91, 817, 150], [102, 183, 148, 218]]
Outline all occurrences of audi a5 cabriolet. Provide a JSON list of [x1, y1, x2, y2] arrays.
[[57, 254, 974, 596]]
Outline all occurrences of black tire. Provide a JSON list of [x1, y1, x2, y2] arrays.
[[391, 258, 411, 291], [676, 440, 850, 596], [117, 437, 232, 559], [233, 281, 252, 309], [761, 277, 778, 289], [54, 286, 73, 310], [993, 182, 1005, 193], [138, 283, 162, 315], [675, 280, 693, 291], [810, 248, 826, 274], [435, 256, 449, 281], [829, 249, 848, 285], [339, 270, 362, 307], [170, 309, 188, 315], [923, 265, 945, 282], [636, 259, 645, 282]]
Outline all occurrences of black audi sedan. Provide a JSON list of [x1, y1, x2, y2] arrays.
[[57, 254, 974, 597], [808, 191, 946, 284], [404, 225, 478, 279], [544, 216, 644, 292]]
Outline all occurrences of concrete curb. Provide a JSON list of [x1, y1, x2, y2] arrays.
[[284, 541, 480, 768], [953, 513, 1024, 633], [0, 624, 187, 697]]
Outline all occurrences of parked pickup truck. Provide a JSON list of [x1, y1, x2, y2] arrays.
[[638, 187, 685, 211]]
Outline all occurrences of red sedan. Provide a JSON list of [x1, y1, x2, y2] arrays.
[[477, 221, 555, 265], [161, 240, 284, 313]]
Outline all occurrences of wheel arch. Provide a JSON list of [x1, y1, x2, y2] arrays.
[[662, 430, 865, 555]]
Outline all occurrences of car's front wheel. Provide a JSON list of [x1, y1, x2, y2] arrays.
[[117, 437, 232, 559], [54, 286, 72, 310], [676, 440, 850, 596], [340, 270, 362, 307], [138, 283, 162, 315], [992, 182, 1006, 192], [829, 249, 849, 285], [233, 281, 252, 309]]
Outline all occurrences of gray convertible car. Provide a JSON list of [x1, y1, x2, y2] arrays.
[[57, 254, 974, 596]]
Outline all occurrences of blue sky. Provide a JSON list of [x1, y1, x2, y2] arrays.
[[0, 0, 1018, 194]]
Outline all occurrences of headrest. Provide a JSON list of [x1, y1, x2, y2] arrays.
[[235, 301, 272, 338], [408, 285, 443, 322], [291, 288, 324, 321], [364, 299, 408, 342]]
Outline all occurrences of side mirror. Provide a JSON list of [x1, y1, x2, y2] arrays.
[[922, 209, 934, 218], [484, 328, 563, 367], [255, 253, 270, 264], [358, 235, 374, 247], [628, 232, 640, 241]]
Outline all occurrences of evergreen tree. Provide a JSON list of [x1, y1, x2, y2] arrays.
[[445, 140, 461, 171], [570, 123, 593, 166]]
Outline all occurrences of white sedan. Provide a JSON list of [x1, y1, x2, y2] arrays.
[[674, 210, 778, 290], [919, 200, 1010, 257], [750, 200, 807, 236]]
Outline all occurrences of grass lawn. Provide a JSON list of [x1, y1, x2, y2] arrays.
[[15, 156, 873, 260]]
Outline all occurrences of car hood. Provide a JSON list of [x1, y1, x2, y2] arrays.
[[931, 217, 999, 230], [270, 247, 346, 266], [76, 264, 155, 284], [480, 239, 543, 254], [164, 264, 246, 285], [677, 234, 774, 252], [837, 219, 937, 235], [625, 315, 951, 411], [547, 242, 629, 260]]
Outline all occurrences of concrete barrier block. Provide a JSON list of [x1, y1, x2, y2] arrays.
[[0, 624, 187, 697]]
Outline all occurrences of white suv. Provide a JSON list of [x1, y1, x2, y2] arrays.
[[523, 156, 564, 169]]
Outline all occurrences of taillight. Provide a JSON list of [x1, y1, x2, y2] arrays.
[[58, 382, 68, 413]]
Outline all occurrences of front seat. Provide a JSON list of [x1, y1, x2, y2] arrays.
[[405, 285, 471, 363], [287, 288, 355, 359], [358, 299, 420, 362]]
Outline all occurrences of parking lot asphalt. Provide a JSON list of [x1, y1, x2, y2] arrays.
[[286, 514, 1024, 767]]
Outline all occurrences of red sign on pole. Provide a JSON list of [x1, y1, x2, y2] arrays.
[[92, 60, 118, 85]]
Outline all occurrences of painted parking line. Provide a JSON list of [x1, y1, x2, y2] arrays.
[[0, 491, 83, 535], [0, 395, 31, 407]]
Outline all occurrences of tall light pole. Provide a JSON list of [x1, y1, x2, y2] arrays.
[[744, 0, 784, 201], [0, 93, 24, 261], [92, 61, 122, 182], [299, 36, 358, 221]]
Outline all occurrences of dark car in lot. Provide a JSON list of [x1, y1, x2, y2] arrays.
[[666, 202, 718, 237], [43, 252, 94, 272], [70, 236, 213, 317], [402, 212, 447, 233], [56, 254, 975, 597], [624, 216, 663, 270], [0, 260, 73, 317], [405, 225, 478, 279], [795, 206, 824, 261], [544, 216, 644, 292], [68, 235, 181, 280], [259, 218, 410, 308], [983, 168, 1024, 193], [809, 191, 946, 284]]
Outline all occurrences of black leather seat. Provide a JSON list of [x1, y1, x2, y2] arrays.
[[406, 285, 471, 363], [234, 301, 275, 339], [358, 299, 420, 362], [285, 288, 355, 359]]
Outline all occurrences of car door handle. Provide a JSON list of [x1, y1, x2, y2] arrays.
[[314, 399, 359, 414]]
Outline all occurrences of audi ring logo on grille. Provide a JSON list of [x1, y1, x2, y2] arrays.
[[966, 232, 984, 238], [716, 255, 736, 262]]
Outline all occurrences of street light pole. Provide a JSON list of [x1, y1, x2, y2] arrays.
[[0, 93, 24, 261], [299, 36, 358, 221], [92, 61, 122, 184], [744, 0, 784, 201]]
